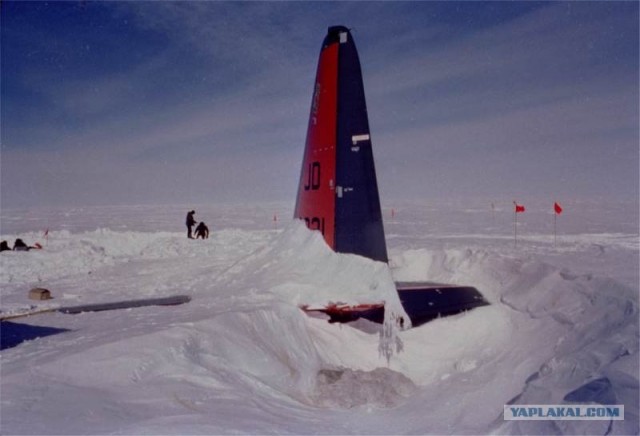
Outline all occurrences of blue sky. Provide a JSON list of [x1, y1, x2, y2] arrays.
[[1, 1, 638, 208]]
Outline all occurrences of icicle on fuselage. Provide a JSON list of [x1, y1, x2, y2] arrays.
[[294, 26, 388, 263]]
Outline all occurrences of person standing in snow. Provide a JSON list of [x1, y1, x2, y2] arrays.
[[186, 210, 197, 239], [194, 222, 209, 239]]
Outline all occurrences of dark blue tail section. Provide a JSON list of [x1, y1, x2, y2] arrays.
[[295, 26, 387, 263], [332, 26, 388, 263], [297, 26, 489, 328]]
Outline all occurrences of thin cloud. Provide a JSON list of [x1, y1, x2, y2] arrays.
[[1, 2, 637, 208]]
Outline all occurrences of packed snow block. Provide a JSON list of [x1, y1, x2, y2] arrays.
[[313, 367, 417, 408], [28, 288, 52, 301]]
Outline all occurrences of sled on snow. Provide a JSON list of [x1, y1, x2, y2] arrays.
[[295, 26, 488, 328], [0, 295, 191, 321], [57, 294, 191, 314]]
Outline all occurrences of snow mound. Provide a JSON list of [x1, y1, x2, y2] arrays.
[[387, 247, 638, 434], [1, 208, 637, 435], [213, 220, 403, 311]]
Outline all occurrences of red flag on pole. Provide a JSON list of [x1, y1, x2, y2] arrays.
[[554, 202, 563, 215], [513, 201, 524, 247]]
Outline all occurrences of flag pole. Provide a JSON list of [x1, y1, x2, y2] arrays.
[[553, 210, 557, 246], [513, 202, 526, 246], [492, 202, 495, 226], [553, 201, 563, 247], [514, 202, 517, 247]]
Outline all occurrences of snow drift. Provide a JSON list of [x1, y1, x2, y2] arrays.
[[1, 202, 638, 435]]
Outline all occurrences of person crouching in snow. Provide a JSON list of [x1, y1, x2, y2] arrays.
[[195, 222, 209, 239], [13, 238, 41, 251]]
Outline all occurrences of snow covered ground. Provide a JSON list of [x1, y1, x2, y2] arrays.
[[1, 198, 638, 435]]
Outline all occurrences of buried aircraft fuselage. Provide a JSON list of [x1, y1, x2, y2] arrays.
[[295, 26, 488, 327]]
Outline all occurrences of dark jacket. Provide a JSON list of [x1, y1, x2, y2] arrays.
[[13, 239, 29, 251], [186, 211, 196, 227], [195, 222, 209, 239]]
